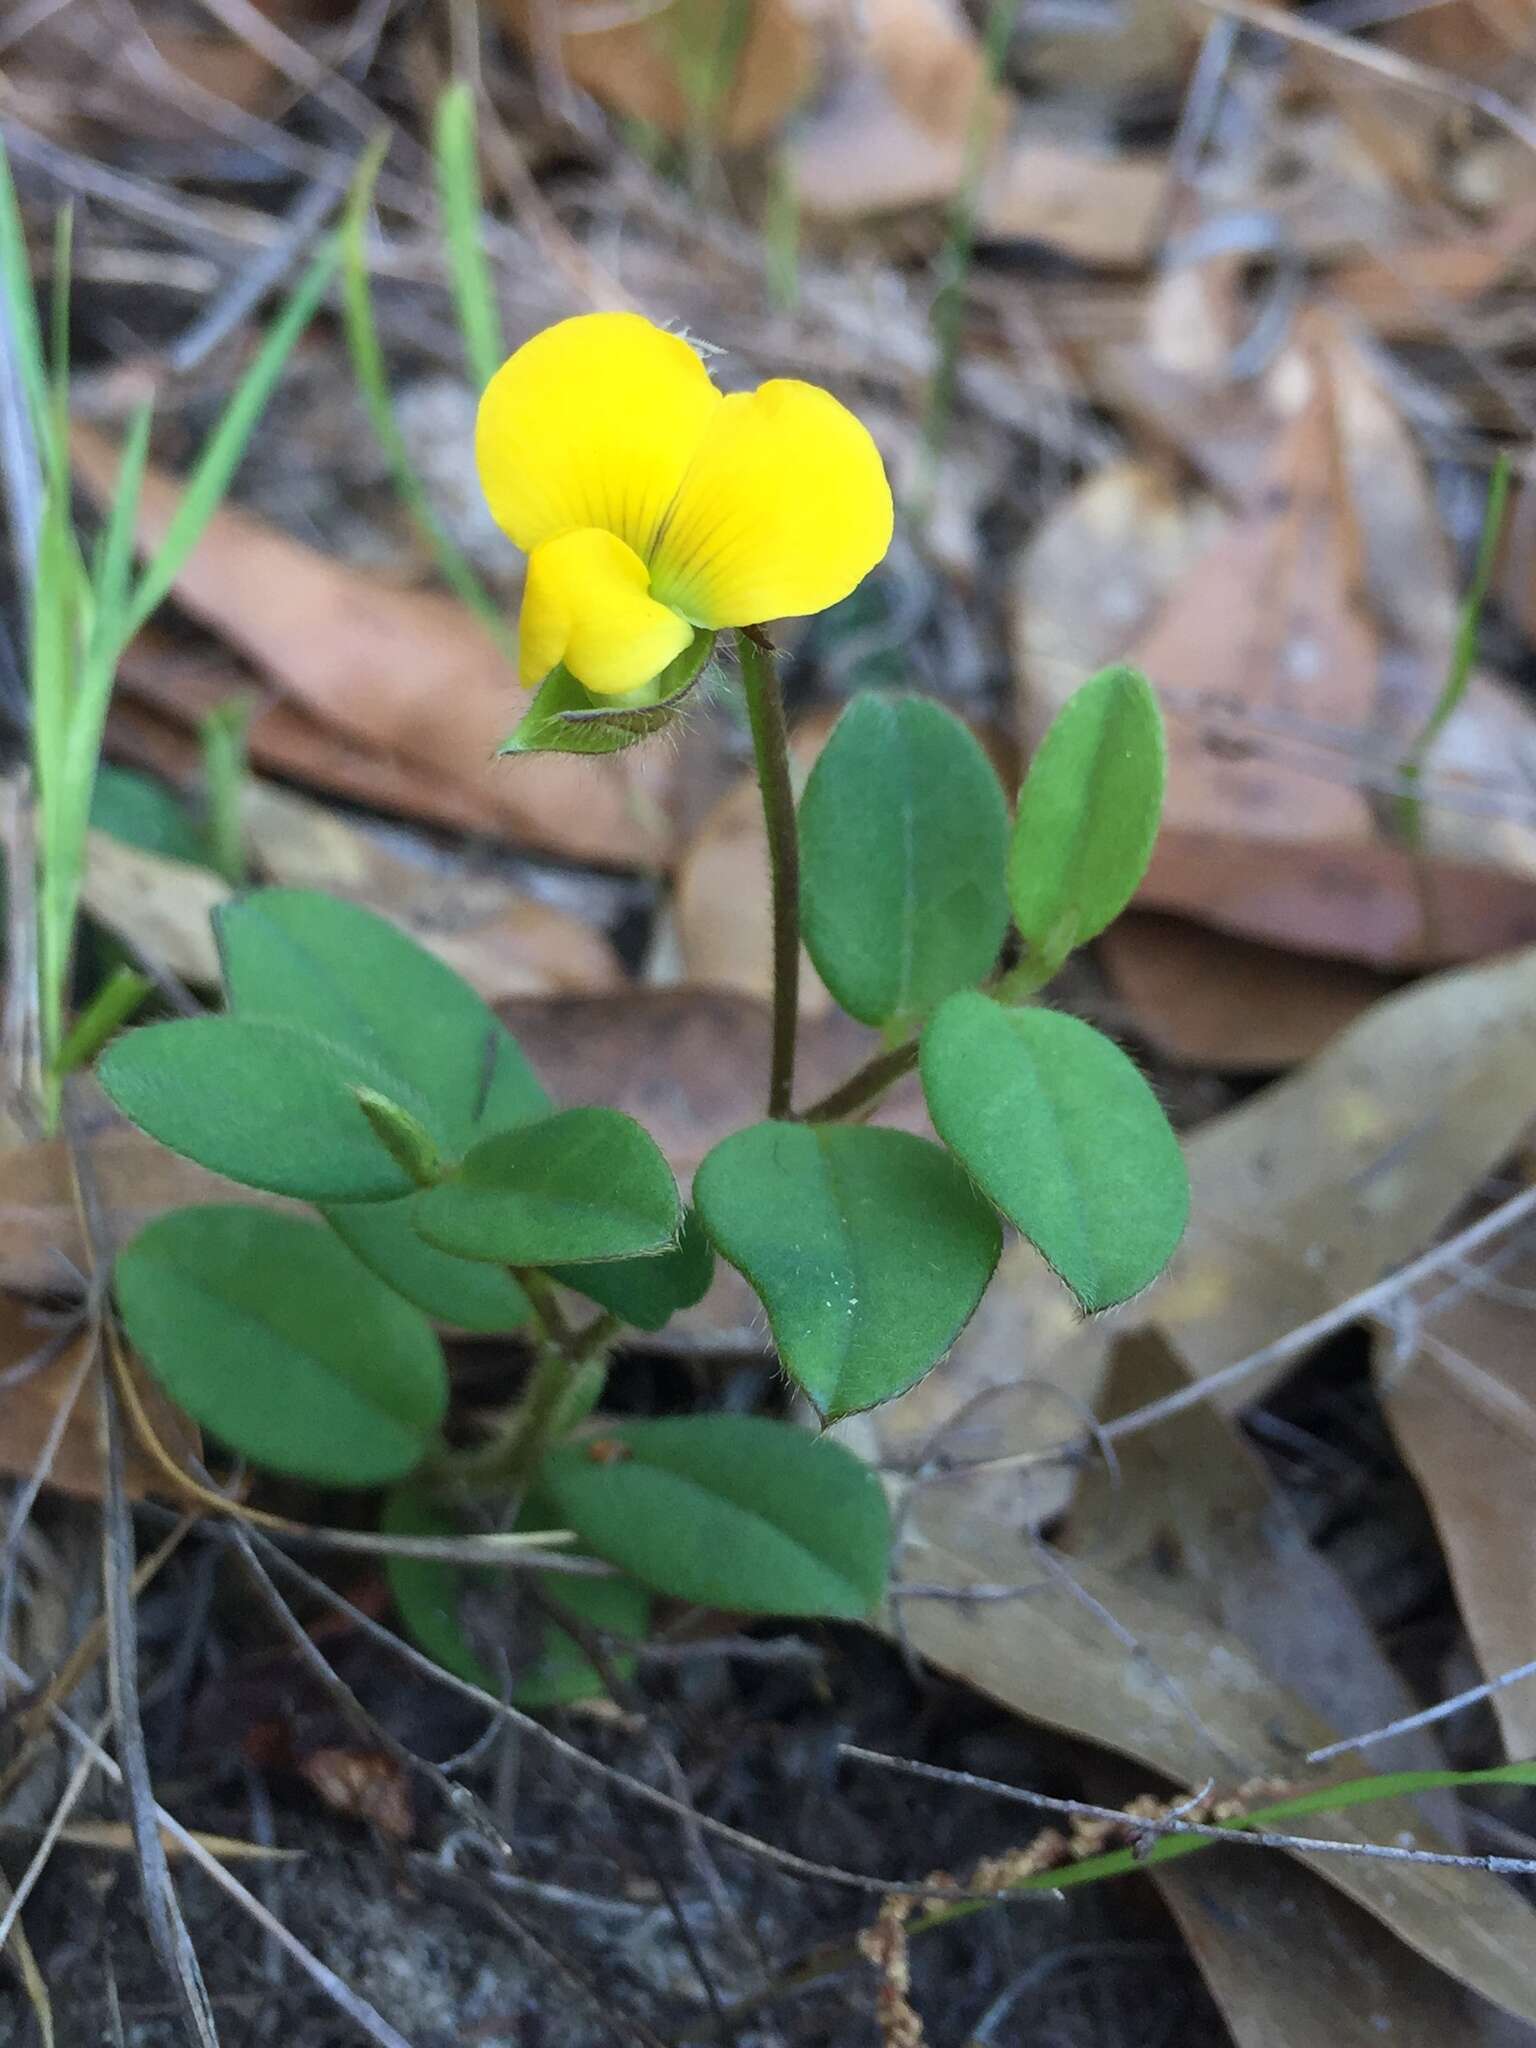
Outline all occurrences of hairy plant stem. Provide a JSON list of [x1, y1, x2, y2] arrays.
[[736, 628, 800, 1119], [441, 1277, 620, 1491]]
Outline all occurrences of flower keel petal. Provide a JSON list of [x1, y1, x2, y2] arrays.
[[476, 312, 721, 560], [519, 529, 693, 697], [648, 380, 893, 628]]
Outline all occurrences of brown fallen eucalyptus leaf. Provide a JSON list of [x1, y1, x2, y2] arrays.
[[0, 1294, 196, 1499], [789, 6, 1165, 265], [111, 645, 517, 840], [1376, 1244, 1536, 1761], [889, 1513, 1536, 2028], [498, 0, 816, 146], [0, 1091, 300, 1299], [1098, 912, 1393, 1069], [1153, 1852, 1505, 2048], [1015, 319, 1536, 963], [72, 428, 679, 872]]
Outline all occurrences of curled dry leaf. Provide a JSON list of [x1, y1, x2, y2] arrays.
[[72, 428, 679, 872]]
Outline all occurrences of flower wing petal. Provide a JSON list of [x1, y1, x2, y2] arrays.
[[648, 380, 893, 627], [519, 529, 693, 697], [476, 312, 721, 559]]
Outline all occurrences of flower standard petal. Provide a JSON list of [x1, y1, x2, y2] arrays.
[[476, 312, 721, 561], [647, 380, 893, 628], [519, 529, 693, 697]]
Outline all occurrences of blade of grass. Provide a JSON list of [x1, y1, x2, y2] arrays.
[[342, 135, 514, 653], [0, 138, 51, 453], [1395, 451, 1513, 847], [123, 238, 339, 639], [200, 696, 251, 886], [53, 964, 153, 1078], [432, 83, 504, 393], [920, 0, 1022, 497]]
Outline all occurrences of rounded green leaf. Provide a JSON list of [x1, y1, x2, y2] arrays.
[[217, 888, 549, 1153], [693, 1122, 1000, 1420], [1009, 665, 1165, 979], [115, 1205, 447, 1484], [541, 1416, 890, 1617], [551, 1207, 714, 1333], [416, 1108, 681, 1266], [99, 1016, 434, 1201], [799, 693, 1010, 1028], [92, 764, 209, 868], [382, 1484, 649, 1707], [381, 1486, 495, 1689], [921, 990, 1188, 1311], [324, 1197, 531, 1333]]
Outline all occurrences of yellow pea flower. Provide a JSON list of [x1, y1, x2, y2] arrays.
[[475, 312, 894, 698]]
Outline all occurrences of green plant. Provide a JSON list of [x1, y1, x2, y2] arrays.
[[0, 137, 335, 1127], [97, 646, 1183, 1697], [94, 269, 1183, 1700]]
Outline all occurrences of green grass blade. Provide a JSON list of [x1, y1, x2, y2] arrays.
[[1396, 450, 1513, 845], [123, 238, 339, 639], [432, 83, 505, 393], [53, 964, 154, 1079], [200, 696, 252, 886], [0, 137, 51, 452], [906, 1754, 1536, 1936], [342, 134, 514, 652]]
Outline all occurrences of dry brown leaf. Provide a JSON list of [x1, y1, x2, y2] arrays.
[[1098, 912, 1393, 1069], [1128, 352, 1378, 852], [1055, 1329, 1506, 2034], [0, 1095, 300, 1298], [891, 1512, 1536, 2027], [111, 648, 517, 840], [977, 142, 1167, 269], [499, 0, 816, 146], [1154, 1852, 1502, 2048], [1140, 825, 1536, 969], [1063, 1331, 1454, 1787], [72, 429, 678, 872], [790, 41, 1164, 264], [1331, 203, 1536, 340], [1377, 1246, 1536, 1760], [673, 716, 835, 1015], [0, 1295, 195, 1499], [1011, 458, 1222, 711], [83, 830, 228, 984], [1015, 325, 1536, 964]]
